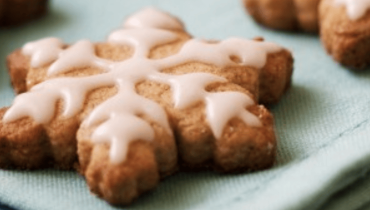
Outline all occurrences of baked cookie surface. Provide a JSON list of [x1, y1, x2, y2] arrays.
[[320, 0, 370, 69], [244, 0, 321, 32], [1, 8, 293, 205]]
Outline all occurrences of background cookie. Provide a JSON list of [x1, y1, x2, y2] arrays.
[[244, 0, 321, 32], [0, 0, 48, 26], [320, 0, 370, 69]]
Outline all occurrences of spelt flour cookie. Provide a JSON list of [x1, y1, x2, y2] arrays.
[[0, 0, 48, 26], [320, 0, 370, 69], [1, 8, 293, 205], [244, 0, 321, 32]]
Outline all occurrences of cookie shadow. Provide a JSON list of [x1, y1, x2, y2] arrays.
[[130, 171, 251, 210], [350, 67, 370, 78], [267, 84, 327, 165], [264, 26, 318, 38], [268, 84, 324, 131], [247, 19, 319, 37]]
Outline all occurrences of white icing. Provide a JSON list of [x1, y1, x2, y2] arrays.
[[160, 38, 282, 69], [335, 0, 370, 20], [5, 8, 283, 164], [124, 7, 184, 30], [4, 76, 115, 123], [205, 92, 262, 139], [92, 114, 155, 164], [84, 83, 172, 135], [163, 73, 227, 109], [48, 40, 111, 76], [22, 38, 63, 68], [108, 28, 179, 57]]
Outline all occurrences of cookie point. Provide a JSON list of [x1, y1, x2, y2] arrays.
[[123, 7, 184, 31]]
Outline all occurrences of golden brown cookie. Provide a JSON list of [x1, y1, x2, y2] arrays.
[[1, 8, 293, 205], [320, 0, 370, 69], [244, 0, 321, 33], [0, 0, 48, 26]]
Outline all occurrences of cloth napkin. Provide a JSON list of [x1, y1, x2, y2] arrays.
[[1, 0, 370, 210]]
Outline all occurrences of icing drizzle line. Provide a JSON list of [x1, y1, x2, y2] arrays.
[[335, 0, 370, 20], [3, 8, 282, 164]]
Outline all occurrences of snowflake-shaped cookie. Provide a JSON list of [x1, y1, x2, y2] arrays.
[[1, 8, 293, 205]]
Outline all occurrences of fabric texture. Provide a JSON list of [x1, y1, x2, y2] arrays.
[[1, 0, 370, 209]]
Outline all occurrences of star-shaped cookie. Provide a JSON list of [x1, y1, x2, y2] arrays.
[[1, 8, 293, 205]]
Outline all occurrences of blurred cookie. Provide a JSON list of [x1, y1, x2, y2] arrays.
[[1, 8, 293, 205], [0, 0, 48, 26], [244, 0, 321, 32], [320, 0, 370, 69]]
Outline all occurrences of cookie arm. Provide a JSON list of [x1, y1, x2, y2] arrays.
[[77, 118, 177, 205], [177, 102, 276, 172], [259, 49, 294, 104], [7, 50, 29, 94], [214, 104, 276, 172], [0, 107, 79, 170]]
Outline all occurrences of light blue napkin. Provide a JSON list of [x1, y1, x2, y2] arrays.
[[1, 0, 370, 210]]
